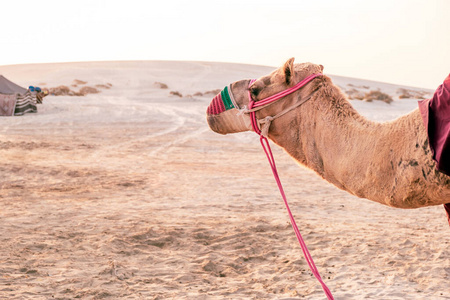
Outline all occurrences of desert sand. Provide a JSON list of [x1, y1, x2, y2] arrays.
[[0, 61, 449, 299]]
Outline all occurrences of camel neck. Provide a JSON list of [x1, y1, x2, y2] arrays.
[[300, 87, 379, 193], [268, 82, 444, 207]]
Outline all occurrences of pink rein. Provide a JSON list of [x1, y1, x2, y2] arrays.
[[248, 74, 334, 299]]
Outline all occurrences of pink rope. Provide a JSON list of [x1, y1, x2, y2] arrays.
[[260, 136, 334, 299], [248, 76, 334, 299], [252, 73, 321, 107]]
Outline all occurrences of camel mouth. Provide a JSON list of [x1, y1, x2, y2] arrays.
[[206, 87, 252, 135]]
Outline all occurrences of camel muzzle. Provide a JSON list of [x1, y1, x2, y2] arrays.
[[206, 85, 252, 134]]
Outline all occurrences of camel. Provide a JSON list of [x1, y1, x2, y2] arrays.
[[206, 58, 450, 209]]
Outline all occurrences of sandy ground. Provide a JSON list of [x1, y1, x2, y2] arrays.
[[0, 61, 449, 299]]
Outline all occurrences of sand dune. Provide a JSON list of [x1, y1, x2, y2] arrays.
[[0, 61, 448, 299]]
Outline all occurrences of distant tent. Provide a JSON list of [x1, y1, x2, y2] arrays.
[[0, 75, 37, 116]]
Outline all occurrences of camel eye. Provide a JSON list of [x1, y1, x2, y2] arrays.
[[250, 86, 260, 97]]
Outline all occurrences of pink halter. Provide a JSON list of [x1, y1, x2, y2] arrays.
[[246, 73, 334, 299], [247, 73, 322, 135]]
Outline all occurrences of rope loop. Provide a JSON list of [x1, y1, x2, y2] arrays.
[[235, 105, 248, 116], [259, 116, 274, 138]]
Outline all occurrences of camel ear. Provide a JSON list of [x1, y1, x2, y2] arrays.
[[283, 57, 295, 85], [319, 64, 324, 72]]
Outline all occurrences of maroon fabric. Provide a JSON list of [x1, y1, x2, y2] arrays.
[[445, 204, 450, 227], [418, 74, 450, 175], [419, 75, 450, 226]]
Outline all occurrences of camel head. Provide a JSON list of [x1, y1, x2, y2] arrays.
[[206, 58, 324, 136]]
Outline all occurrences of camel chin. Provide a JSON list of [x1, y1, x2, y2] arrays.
[[207, 108, 252, 135]]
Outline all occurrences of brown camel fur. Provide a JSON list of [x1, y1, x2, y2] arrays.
[[207, 58, 450, 208]]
